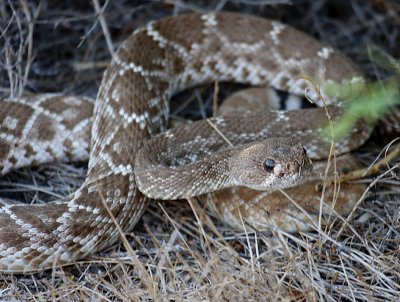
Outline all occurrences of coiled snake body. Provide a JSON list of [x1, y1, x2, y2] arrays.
[[0, 13, 372, 272]]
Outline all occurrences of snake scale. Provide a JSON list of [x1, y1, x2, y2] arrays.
[[0, 12, 372, 272]]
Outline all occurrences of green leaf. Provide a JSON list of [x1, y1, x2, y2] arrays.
[[323, 80, 400, 141]]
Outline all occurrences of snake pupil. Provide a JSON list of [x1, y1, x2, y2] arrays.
[[263, 158, 275, 171]]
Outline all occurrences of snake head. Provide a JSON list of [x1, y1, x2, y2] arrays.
[[228, 138, 312, 191]]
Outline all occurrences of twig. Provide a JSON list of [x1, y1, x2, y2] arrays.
[[334, 143, 399, 184], [206, 119, 234, 147], [91, 0, 115, 58], [213, 80, 219, 115]]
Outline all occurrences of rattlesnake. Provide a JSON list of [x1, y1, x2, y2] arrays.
[[0, 12, 372, 272]]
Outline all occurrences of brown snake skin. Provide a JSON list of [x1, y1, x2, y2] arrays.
[[0, 12, 372, 272]]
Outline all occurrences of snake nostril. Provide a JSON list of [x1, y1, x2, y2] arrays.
[[286, 163, 298, 173]]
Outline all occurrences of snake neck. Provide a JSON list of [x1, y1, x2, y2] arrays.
[[135, 145, 236, 200]]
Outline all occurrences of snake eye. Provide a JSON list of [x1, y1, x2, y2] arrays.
[[263, 158, 275, 171]]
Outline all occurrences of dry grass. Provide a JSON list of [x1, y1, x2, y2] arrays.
[[0, 0, 399, 301]]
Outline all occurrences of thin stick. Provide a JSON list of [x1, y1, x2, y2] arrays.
[[334, 144, 399, 184], [213, 80, 219, 115], [92, 0, 115, 58], [206, 119, 234, 147]]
